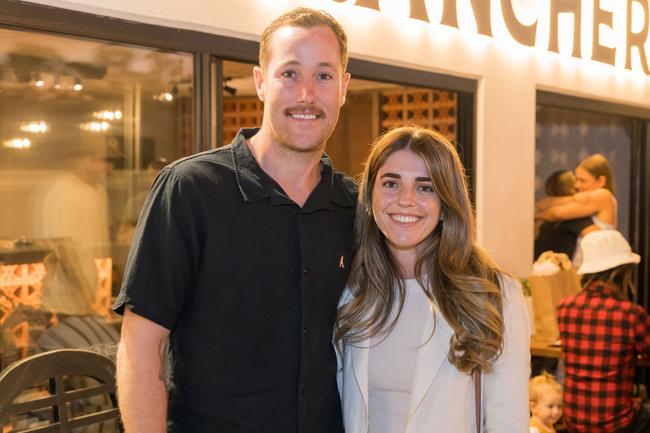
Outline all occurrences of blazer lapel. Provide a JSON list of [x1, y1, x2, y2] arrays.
[[350, 340, 370, 413], [406, 307, 454, 423]]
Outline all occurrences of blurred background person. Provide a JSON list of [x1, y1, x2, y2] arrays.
[[534, 170, 597, 261], [33, 134, 115, 256], [528, 372, 563, 433], [557, 230, 650, 433], [536, 153, 617, 230], [32, 134, 116, 315]]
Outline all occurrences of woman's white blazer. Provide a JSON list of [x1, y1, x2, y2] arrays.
[[336, 275, 531, 433]]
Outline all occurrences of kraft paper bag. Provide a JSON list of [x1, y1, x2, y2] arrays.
[[529, 252, 581, 341]]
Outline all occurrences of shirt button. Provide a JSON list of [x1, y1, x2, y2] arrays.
[[303, 268, 309, 274], [302, 327, 308, 335], [301, 386, 307, 396]]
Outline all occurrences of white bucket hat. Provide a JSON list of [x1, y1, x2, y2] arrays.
[[577, 230, 640, 275]]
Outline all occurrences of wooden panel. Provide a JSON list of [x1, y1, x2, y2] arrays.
[[222, 97, 263, 144], [380, 88, 457, 140]]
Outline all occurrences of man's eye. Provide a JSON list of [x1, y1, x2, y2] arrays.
[[282, 71, 297, 79], [382, 181, 398, 189], [317, 73, 333, 80], [418, 184, 435, 193]]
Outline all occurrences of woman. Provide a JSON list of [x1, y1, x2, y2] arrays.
[[534, 170, 597, 260], [556, 230, 650, 433], [535, 153, 616, 229], [335, 126, 530, 433]]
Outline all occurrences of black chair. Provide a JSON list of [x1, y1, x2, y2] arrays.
[[0, 349, 121, 432]]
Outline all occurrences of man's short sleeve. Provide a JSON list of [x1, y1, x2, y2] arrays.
[[113, 167, 203, 331]]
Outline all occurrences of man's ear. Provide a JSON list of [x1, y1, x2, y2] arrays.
[[339, 72, 351, 107], [253, 66, 265, 102]]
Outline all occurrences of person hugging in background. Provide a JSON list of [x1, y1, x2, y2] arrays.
[[529, 372, 563, 433], [534, 170, 597, 261], [536, 154, 617, 230]]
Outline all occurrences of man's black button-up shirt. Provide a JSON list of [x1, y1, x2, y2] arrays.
[[114, 128, 356, 433]]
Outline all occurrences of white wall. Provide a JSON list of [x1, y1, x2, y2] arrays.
[[24, 0, 650, 277]]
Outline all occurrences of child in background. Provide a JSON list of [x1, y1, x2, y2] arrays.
[[529, 372, 563, 433]]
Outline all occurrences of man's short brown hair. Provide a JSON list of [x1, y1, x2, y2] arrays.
[[259, 7, 348, 71]]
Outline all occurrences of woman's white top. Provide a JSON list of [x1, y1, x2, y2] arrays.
[[574, 197, 618, 265], [368, 279, 430, 433]]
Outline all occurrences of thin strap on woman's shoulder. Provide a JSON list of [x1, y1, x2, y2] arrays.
[[474, 369, 481, 433]]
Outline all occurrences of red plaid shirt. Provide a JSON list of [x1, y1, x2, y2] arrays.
[[557, 282, 650, 433]]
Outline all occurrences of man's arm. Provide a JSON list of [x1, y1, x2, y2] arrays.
[[116, 309, 171, 433]]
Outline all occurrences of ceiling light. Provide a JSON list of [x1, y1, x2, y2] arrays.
[[3, 138, 31, 149], [93, 110, 124, 121], [154, 91, 174, 102], [73, 78, 83, 92], [19, 121, 48, 133], [80, 121, 109, 132], [34, 73, 45, 88]]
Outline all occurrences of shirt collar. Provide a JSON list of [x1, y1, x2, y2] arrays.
[[585, 281, 618, 298], [232, 128, 355, 209]]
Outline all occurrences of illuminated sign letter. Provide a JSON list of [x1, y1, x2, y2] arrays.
[[548, 0, 582, 58], [441, 0, 492, 36], [409, 0, 430, 22], [330, 0, 380, 10], [625, 0, 650, 74], [591, 0, 616, 66], [500, 0, 537, 46]]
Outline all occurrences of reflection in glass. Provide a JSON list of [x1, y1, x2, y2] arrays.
[[0, 26, 194, 394]]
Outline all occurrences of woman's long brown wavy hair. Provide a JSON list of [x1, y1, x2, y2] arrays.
[[334, 126, 504, 374]]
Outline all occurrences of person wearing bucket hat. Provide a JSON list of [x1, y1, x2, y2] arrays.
[[557, 230, 650, 433]]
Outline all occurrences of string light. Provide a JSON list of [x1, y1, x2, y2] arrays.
[[19, 121, 48, 133], [3, 138, 31, 149]]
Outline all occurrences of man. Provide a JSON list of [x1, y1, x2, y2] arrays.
[[34, 135, 115, 315], [113, 7, 354, 433]]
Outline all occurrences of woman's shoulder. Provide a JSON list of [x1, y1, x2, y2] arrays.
[[495, 273, 527, 306], [586, 187, 615, 202], [338, 286, 355, 308]]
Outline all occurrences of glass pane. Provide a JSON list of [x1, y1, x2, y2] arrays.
[[0, 28, 194, 375]]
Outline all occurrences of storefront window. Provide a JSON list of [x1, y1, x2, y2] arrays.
[[0, 28, 194, 375]]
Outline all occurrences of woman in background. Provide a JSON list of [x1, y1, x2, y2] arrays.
[[335, 126, 530, 433], [534, 170, 597, 260], [536, 154, 616, 229]]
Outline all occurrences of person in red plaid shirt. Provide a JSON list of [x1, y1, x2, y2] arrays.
[[557, 230, 650, 433]]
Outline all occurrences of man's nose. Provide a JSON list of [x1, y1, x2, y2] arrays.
[[298, 79, 315, 104]]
